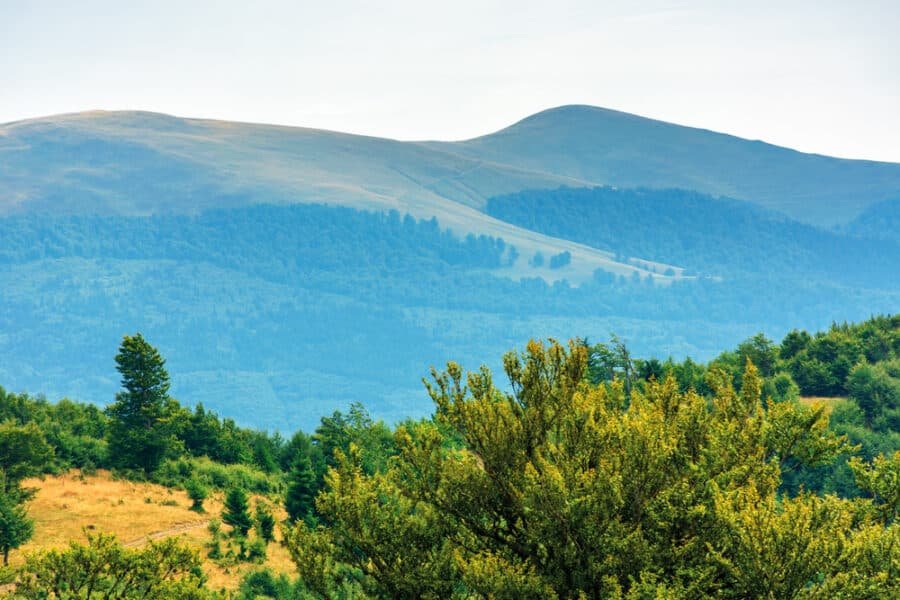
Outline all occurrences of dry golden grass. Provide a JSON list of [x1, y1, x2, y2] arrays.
[[14, 470, 296, 591], [799, 396, 847, 412]]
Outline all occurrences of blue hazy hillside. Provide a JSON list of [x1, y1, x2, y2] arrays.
[[1, 107, 899, 430], [1, 200, 897, 431]]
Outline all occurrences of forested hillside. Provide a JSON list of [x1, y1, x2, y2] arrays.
[[3, 107, 900, 431], [2, 203, 898, 430], [486, 186, 900, 285], [1, 318, 898, 597]]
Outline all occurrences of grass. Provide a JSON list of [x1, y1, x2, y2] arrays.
[[799, 396, 848, 415], [15, 470, 296, 591]]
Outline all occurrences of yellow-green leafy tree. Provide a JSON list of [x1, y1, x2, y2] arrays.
[[286, 340, 900, 599]]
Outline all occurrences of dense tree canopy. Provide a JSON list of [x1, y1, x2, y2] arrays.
[[285, 340, 899, 598]]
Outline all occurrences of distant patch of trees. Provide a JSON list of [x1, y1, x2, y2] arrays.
[[486, 186, 900, 287]]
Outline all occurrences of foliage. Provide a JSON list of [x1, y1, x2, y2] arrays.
[[153, 456, 282, 495], [0, 421, 53, 495], [285, 454, 317, 525], [222, 488, 253, 537], [847, 361, 900, 431], [15, 532, 218, 599], [184, 478, 208, 512], [255, 502, 276, 543], [106, 334, 178, 474], [236, 568, 312, 600], [286, 340, 899, 598], [0, 492, 33, 566]]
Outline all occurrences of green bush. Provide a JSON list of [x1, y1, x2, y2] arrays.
[[153, 457, 282, 495]]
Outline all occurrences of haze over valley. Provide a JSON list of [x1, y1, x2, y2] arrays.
[[2, 105, 898, 430]]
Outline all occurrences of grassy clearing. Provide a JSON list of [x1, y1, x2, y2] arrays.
[[15, 470, 295, 591], [799, 396, 848, 417]]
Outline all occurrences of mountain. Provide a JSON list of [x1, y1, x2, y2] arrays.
[[429, 105, 900, 227], [0, 110, 681, 284], [845, 196, 900, 242], [4, 105, 900, 230], [1, 106, 899, 431]]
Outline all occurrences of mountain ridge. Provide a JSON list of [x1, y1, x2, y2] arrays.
[[4, 104, 900, 228]]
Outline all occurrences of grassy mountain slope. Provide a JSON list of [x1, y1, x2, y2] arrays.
[[5, 105, 900, 232], [429, 105, 900, 226], [0, 110, 658, 284]]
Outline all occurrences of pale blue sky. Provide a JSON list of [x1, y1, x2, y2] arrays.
[[2, 0, 899, 161]]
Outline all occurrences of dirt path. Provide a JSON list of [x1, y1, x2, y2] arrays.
[[123, 519, 210, 548]]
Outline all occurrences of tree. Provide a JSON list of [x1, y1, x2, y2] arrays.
[[847, 362, 900, 430], [285, 453, 317, 524], [222, 488, 252, 537], [737, 333, 777, 377], [15, 532, 216, 598], [255, 503, 276, 544], [185, 478, 208, 513], [0, 421, 53, 494], [0, 491, 33, 565], [106, 333, 177, 474], [286, 340, 898, 598]]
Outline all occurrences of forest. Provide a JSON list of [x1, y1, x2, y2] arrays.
[[3, 203, 898, 430], [0, 315, 897, 597]]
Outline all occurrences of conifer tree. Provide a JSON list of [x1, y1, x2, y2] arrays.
[[106, 333, 176, 474], [285, 453, 317, 524], [222, 488, 252, 537], [255, 503, 276, 543]]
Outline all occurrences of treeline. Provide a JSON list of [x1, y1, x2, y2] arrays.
[[486, 186, 900, 286], [4, 202, 900, 433], [587, 315, 900, 498], [0, 204, 511, 274]]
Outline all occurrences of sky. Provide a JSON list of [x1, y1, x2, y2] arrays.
[[2, 0, 899, 162]]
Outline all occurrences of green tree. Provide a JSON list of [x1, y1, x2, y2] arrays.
[[255, 503, 276, 544], [15, 532, 216, 598], [847, 362, 900, 430], [285, 453, 317, 525], [0, 421, 53, 495], [286, 340, 898, 598], [185, 478, 208, 513], [222, 488, 252, 537], [0, 491, 33, 565], [106, 333, 178, 474], [737, 332, 778, 377]]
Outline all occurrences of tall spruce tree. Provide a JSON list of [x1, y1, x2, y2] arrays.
[[106, 333, 176, 474], [285, 453, 317, 524]]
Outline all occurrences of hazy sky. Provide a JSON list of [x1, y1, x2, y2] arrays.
[[2, 0, 899, 161]]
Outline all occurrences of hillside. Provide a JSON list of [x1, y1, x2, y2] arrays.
[[14, 470, 292, 591], [4, 105, 900, 230], [431, 105, 900, 227], [3, 316, 898, 597], [2, 107, 900, 431], [0, 110, 656, 285]]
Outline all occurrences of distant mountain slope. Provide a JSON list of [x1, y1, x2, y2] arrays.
[[429, 105, 900, 227], [0, 110, 664, 283], [845, 197, 900, 242], [3, 105, 900, 233], [486, 187, 900, 287]]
